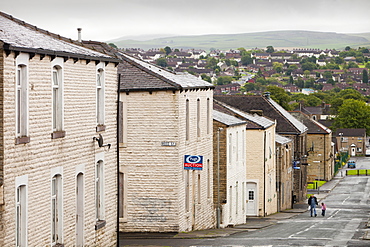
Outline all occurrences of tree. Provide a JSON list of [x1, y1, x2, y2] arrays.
[[108, 43, 118, 48], [345, 46, 351, 51], [241, 54, 253, 66], [156, 57, 167, 68], [200, 74, 212, 83], [216, 76, 234, 85], [363, 69, 369, 83], [164, 46, 172, 55], [333, 99, 370, 133], [266, 86, 292, 110], [273, 62, 283, 73], [266, 46, 274, 53], [330, 88, 366, 114], [301, 62, 317, 71]]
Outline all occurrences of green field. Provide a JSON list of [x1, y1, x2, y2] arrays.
[[111, 30, 370, 51]]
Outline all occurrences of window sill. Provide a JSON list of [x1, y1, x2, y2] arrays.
[[95, 220, 106, 230], [51, 131, 66, 139], [15, 136, 30, 145], [96, 125, 106, 132]]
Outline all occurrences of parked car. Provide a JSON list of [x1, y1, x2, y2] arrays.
[[347, 160, 356, 168]]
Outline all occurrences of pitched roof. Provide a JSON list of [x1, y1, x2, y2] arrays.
[[335, 128, 366, 137], [214, 100, 275, 129], [276, 134, 292, 144], [213, 110, 247, 127], [290, 111, 331, 135], [214, 95, 307, 134], [0, 11, 117, 63]]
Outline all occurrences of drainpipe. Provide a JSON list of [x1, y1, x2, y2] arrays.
[[263, 131, 266, 216], [116, 74, 121, 247]]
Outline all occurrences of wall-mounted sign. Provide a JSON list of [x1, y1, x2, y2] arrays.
[[184, 155, 203, 170], [161, 141, 176, 146]]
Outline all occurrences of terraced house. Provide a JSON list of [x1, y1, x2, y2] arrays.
[[0, 12, 119, 246], [115, 52, 215, 233]]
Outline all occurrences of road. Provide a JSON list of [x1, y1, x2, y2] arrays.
[[120, 156, 370, 247]]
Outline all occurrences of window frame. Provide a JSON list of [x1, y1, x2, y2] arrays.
[[51, 173, 63, 246], [96, 64, 105, 128], [15, 175, 28, 247], [15, 53, 30, 143]]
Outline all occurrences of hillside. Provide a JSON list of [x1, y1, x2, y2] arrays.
[[110, 30, 370, 51]]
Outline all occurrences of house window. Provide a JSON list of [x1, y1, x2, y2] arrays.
[[197, 174, 201, 204], [16, 64, 28, 140], [16, 175, 28, 247], [96, 160, 104, 223], [229, 133, 232, 164], [119, 171, 128, 220], [186, 99, 189, 141], [185, 170, 190, 211], [207, 159, 210, 198], [96, 66, 105, 127], [52, 66, 63, 133], [207, 98, 210, 134], [197, 99, 200, 137], [52, 174, 62, 246], [248, 190, 254, 200]]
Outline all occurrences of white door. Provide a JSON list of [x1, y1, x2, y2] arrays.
[[246, 183, 257, 216], [76, 173, 84, 247], [351, 147, 356, 156]]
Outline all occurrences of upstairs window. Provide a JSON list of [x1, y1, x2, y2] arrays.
[[96, 67, 105, 126], [52, 66, 63, 132], [16, 64, 28, 139], [186, 99, 189, 140], [95, 160, 105, 224]]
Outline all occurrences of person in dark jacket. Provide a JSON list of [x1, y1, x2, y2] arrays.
[[308, 195, 318, 217]]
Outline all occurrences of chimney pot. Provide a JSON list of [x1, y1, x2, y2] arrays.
[[77, 28, 82, 42]]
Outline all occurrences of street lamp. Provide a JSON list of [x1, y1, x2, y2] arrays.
[[217, 127, 223, 229]]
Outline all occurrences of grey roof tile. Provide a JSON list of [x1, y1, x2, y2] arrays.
[[213, 110, 247, 127]]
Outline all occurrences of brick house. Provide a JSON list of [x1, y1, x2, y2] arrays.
[[0, 12, 119, 246], [213, 109, 248, 227], [116, 53, 215, 232], [214, 94, 308, 204], [214, 100, 277, 217]]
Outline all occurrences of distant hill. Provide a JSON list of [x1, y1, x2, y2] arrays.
[[110, 30, 370, 51]]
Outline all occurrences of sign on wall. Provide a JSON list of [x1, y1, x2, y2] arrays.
[[184, 155, 203, 170]]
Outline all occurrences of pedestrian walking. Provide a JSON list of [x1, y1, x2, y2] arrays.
[[308, 195, 318, 217], [321, 202, 326, 216]]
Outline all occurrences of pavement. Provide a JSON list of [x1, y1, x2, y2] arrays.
[[121, 172, 369, 240]]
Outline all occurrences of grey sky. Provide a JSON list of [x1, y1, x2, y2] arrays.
[[2, 0, 370, 42]]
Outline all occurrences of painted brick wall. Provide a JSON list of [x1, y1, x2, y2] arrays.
[[0, 52, 118, 246], [120, 88, 214, 232]]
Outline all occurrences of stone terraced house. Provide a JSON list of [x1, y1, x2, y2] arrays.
[[214, 100, 277, 217], [115, 53, 215, 233], [213, 109, 248, 227], [0, 12, 119, 247], [214, 94, 308, 205]]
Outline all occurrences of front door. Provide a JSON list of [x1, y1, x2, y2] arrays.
[[246, 182, 257, 216], [76, 173, 84, 247]]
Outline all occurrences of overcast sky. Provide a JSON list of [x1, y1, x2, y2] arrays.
[[2, 0, 370, 42]]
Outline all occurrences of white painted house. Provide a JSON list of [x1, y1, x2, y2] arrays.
[[214, 100, 278, 217], [0, 12, 119, 246], [213, 109, 248, 228]]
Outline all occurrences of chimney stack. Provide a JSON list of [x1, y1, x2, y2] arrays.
[[77, 28, 82, 42]]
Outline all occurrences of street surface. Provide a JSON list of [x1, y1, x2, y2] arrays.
[[120, 156, 370, 247]]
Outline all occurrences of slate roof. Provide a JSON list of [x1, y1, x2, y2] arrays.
[[214, 100, 275, 130], [334, 128, 366, 137], [213, 110, 247, 127], [214, 95, 307, 134], [276, 134, 292, 144], [0, 11, 117, 63], [82, 41, 214, 92], [290, 111, 331, 135]]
